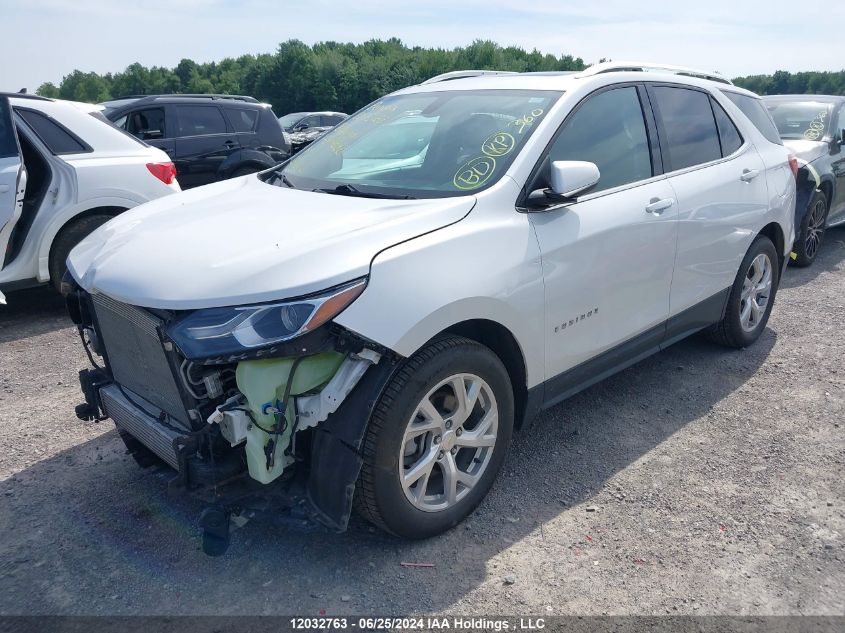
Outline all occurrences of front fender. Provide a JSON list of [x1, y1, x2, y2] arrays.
[[335, 200, 545, 388]]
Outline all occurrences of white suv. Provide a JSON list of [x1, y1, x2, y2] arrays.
[[0, 93, 180, 303], [65, 63, 795, 551]]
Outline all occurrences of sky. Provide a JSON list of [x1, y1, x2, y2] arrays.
[[1, 0, 843, 93]]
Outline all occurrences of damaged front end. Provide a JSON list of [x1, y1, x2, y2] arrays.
[[65, 276, 398, 553]]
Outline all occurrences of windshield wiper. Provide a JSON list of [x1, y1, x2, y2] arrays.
[[313, 184, 416, 200]]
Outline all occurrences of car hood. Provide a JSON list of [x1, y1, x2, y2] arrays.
[[783, 139, 828, 164], [68, 175, 475, 309]]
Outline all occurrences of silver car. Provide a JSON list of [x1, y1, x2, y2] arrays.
[[66, 63, 795, 552]]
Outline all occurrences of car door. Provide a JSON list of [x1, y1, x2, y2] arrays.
[[647, 84, 770, 339], [172, 104, 238, 188], [830, 102, 845, 223], [225, 106, 260, 151], [528, 84, 678, 395], [0, 96, 27, 274]]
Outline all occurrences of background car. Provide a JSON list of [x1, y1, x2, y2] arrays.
[[763, 95, 845, 267], [102, 94, 288, 188], [0, 93, 179, 300], [278, 111, 347, 153]]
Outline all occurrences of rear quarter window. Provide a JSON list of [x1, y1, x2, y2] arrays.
[[15, 108, 91, 154], [227, 108, 259, 133], [722, 91, 782, 145]]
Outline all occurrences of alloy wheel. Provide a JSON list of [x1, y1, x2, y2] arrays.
[[399, 373, 498, 512], [805, 198, 827, 260], [739, 253, 772, 332]]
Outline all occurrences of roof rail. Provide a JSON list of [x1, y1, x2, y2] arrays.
[[113, 93, 260, 103], [421, 70, 518, 84], [576, 61, 733, 85], [1, 92, 52, 102]]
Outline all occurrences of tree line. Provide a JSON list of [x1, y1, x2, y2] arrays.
[[35, 39, 844, 115], [35, 39, 587, 115]]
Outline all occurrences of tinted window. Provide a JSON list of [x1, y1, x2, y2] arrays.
[[16, 109, 88, 154], [545, 86, 652, 193], [711, 99, 743, 156], [651, 87, 721, 171], [724, 92, 782, 145], [228, 108, 258, 133], [322, 115, 344, 126], [175, 105, 228, 137], [125, 107, 166, 140], [0, 99, 19, 159]]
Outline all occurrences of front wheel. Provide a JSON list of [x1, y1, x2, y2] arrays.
[[791, 191, 829, 267], [705, 235, 779, 349], [354, 336, 514, 538]]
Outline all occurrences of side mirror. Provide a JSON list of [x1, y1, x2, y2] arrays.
[[294, 123, 309, 132], [550, 160, 600, 198]]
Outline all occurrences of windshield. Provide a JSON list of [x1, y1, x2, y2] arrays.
[[278, 112, 308, 129], [270, 90, 561, 199], [765, 100, 834, 141]]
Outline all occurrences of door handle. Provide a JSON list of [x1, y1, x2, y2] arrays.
[[740, 168, 760, 182], [645, 197, 674, 215], [224, 140, 236, 147]]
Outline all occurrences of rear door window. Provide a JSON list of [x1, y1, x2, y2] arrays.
[[723, 92, 782, 145], [711, 99, 743, 156], [16, 108, 90, 154], [227, 108, 258, 133], [543, 86, 653, 193], [125, 107, 166, 140], [174, 105, 228, 137], [650, 86, 721, 171]]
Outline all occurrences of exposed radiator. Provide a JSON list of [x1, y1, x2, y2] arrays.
[[92, 293, 190, 427], [100, 384, 181, 469]]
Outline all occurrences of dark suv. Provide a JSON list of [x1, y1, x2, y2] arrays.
[[102, 95, 288, 188]]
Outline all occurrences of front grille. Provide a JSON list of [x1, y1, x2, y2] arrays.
[[100, 384, 181, 469], [92, 293, 190, 427]]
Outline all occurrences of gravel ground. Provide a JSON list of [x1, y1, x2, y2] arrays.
[[0, 229, 843, 617]]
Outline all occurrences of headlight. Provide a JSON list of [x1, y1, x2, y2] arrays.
[[167, 278, 366, 359]]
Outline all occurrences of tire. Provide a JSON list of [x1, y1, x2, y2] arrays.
[[705, 235, 779, 349], [48, 214, 113, 293], [791, 191, 829, 267], [354, 335, 514, 539]]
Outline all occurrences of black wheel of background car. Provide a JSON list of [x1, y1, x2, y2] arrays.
[[354, 335, 514, 539], [705, 235, 779, 349], [48, 214, 114, 293], [231, 165, 263, 178], [792, 191, 829, 268]]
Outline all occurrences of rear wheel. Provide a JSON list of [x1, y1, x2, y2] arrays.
[[705, 235, 779, 348], [791, 191, 829, 267], [48, 214, 113, 293], [354, 336, 514, 538]]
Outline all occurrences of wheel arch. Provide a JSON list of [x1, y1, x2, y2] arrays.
[[758, 221, 785, 270], [440, 319, 531, 429], [41, 205, 127, 281], [819, 178, 834, 208]]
